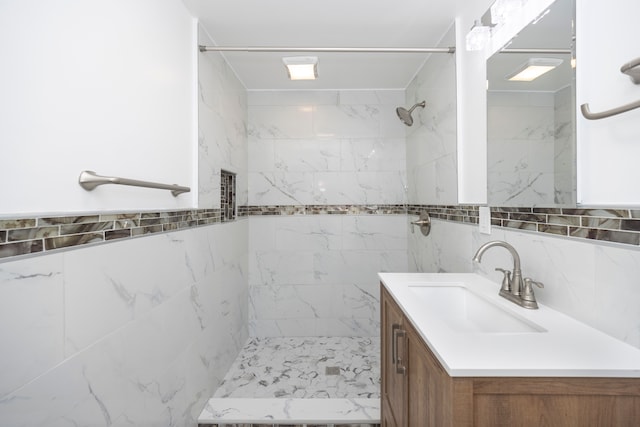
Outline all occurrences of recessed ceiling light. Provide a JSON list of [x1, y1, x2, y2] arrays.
[[506, 58, 563, 82], [282, 56, 318, 80]]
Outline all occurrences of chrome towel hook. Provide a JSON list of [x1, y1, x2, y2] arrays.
[[580, 56, 640, 120]]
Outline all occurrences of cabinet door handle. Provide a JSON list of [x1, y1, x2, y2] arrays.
[[395, 328, 407, 375], [392, 323, 401, 364]]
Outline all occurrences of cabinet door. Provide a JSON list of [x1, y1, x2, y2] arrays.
[[406, 322, 472, 427], [406, 324, 448, 426], [381, 287, 406, 427]]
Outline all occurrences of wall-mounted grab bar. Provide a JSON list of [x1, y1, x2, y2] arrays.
[[78, 170, 190, 197], [580, 56, 640, 120]]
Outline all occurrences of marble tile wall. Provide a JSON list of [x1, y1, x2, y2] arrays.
[[405, 25, 458, 205], [246, 90, 409, 337], [247, 90, 407, 206], [0, 220, 249, 426], [408, 212, 640, 350], [248, 213, 408, 337], [0, 24, 250, 427], [487, 91, 556, 206], [554, 85, 576, 205], [198, 27, 248, 209]]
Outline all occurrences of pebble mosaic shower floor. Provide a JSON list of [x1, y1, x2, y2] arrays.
[[198, 336, 381, 427]]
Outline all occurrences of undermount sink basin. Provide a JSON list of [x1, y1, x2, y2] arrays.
[[408, 284, 546, 334]]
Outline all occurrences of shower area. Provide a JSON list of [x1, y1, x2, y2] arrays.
[[196, 20, 457, 425], [197, 87, 410, 425]]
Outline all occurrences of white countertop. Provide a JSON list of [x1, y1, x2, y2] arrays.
[[379, 272, 640, 378]]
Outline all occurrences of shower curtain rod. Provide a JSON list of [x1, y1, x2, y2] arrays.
[[198, 45, 455, 54], [500, 48, 572, 54]]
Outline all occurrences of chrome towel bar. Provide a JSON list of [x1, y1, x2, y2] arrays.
[[78, 170, 190, 197]]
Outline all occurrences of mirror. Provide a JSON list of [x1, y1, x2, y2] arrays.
[[487, 0, 576, 207]]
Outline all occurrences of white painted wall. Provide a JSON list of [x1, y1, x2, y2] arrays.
[[576, 0, 640, 205], [0, 0, 197, 215], [455, 13, 490, 205]]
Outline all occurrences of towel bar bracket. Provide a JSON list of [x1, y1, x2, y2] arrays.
[[621, 57, 640, 85]]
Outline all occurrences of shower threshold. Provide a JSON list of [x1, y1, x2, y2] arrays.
[[198, 397, 379, 425]]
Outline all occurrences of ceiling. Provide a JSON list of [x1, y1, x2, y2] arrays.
[[180, 0, 485, 90]]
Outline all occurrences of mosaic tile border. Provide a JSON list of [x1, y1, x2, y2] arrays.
[[0, 209, 223, 260], [409, 205, 640, 247], [3, 204, 640, 261], [239, 205, 407, 216]]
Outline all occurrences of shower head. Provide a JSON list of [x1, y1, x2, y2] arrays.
[[396, 101, 426, 126]]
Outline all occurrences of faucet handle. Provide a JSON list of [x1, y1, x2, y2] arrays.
[[522, 277, 544, 307], [495, 268, 512, 293]]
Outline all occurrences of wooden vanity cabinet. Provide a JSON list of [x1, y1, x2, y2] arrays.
[[381, 285, 406, 427], [381, 284, 640, 427]]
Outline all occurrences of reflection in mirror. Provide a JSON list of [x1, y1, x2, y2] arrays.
[[487, 0, 576, 207]]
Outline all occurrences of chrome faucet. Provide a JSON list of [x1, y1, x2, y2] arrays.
[[472, 240, 543, 309]]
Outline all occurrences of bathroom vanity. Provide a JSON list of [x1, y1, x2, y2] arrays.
[[380, 273, 640, 427]]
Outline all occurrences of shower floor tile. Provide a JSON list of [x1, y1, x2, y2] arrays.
[[213, 336, 380, 399]]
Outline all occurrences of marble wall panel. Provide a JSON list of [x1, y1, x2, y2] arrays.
[[405, 25, 458, 206], [487, 91, 556, 206], [313, 171, 406, 205], [248, 106, 315, 139], [198, 26, 248, 208], [341, 215, 408, 251], [554, 85, 576, 205], [0, 221, 249, 426], [63, 232, 194, 353], [0, 254, 65, 398], [248, 215, 407, 337], [247, 89, 407, 207]]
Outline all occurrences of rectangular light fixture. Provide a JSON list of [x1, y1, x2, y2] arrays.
[[282, 56, 318, 80], [506, 58, 563, 82]]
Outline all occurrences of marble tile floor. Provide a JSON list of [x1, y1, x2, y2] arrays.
[[198, 336, 381, 427]]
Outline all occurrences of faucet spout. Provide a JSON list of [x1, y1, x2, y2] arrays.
[[473, 240, 521, 272], [472, 240, 523, 298]]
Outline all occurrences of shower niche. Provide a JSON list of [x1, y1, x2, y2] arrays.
[[221, 170, 236, 221]]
